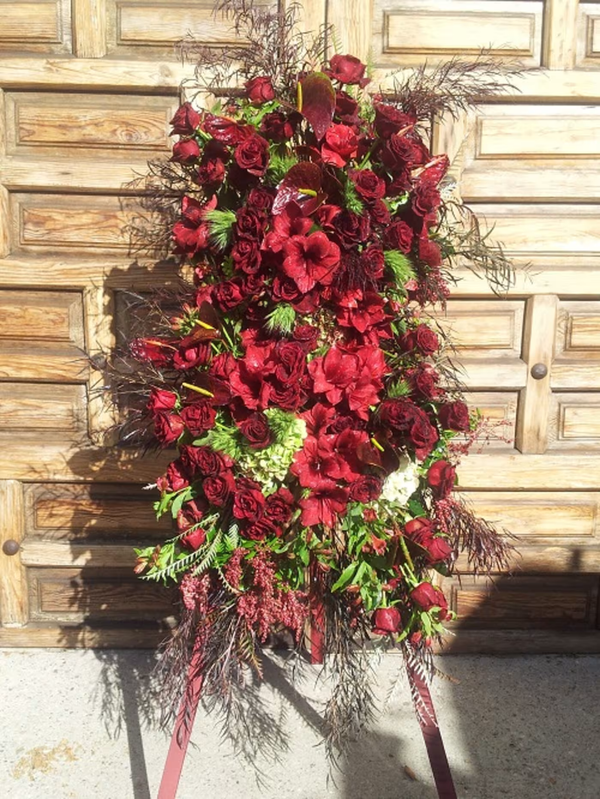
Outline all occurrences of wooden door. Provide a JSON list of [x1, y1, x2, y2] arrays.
[[1, 0, 599, 652]]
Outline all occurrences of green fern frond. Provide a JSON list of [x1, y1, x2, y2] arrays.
[[265, 303, 296, 334], [384, 249, 415, 287], [192, 530, 223, 576], [204, 209, 236, 250], [225, 521, 240, 549]]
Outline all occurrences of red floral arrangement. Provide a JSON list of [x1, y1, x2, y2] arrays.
[[119, 0, 518, 761]]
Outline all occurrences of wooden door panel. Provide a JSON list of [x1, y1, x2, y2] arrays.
[[0, 0, 599, 651]]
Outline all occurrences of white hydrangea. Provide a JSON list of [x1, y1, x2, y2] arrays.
[[380, 456, 420, 506]]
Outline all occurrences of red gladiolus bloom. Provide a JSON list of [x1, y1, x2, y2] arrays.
[[282, 232, 341, 293]]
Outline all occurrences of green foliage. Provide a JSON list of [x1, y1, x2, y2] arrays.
[[343, 179, 365, 215], [384, 249, 415, 287], [196, 424, 245, 461], [266, 151, 299, 185], [204, 209, 236, 250], [265, 303, 296, 334], [387, 378, 411, 398]]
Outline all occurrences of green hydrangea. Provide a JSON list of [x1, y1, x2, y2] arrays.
[[238, 410, 307, 494]]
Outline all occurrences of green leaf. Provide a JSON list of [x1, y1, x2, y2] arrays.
[[171, 487, 193, 519], [331, 562, 359, 592], [343, 178, 364, 215]]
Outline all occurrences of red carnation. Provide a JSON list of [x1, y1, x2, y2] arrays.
[[282, 232, 340, 293], [245, 75, 275, 103]]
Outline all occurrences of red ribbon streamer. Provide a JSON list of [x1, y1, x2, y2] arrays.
[[407, 664, 457, 799], [157, 647, 204, 799]]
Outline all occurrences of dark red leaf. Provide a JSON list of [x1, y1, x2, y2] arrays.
[[298, 72, 336, 141]]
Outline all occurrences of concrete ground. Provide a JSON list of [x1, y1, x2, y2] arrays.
[[0, 650, 598, 799]]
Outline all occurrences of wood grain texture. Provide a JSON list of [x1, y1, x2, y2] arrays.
[[372, 0, 542, 67], [458, 453, 600, 490], [0, 382, 87, 434], [5, 91, 174, 156], [576, 3, 600, 68], [515, 295, 558, 454], [330, 0, 373, 63], [548, 393, 600, 450], [0, 0, 71, 55], [439, 629, 600, 655], [542, 0, 579, 69], [0, 480, 28, 625], [72, 0, 107, 58], [0, 624, 169, 648]]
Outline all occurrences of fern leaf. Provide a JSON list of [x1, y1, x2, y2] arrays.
[[192, 530, 223, 576], [384, 249, 415, 286]]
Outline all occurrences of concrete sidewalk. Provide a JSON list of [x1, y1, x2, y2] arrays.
[[0, 649, 598, 799]]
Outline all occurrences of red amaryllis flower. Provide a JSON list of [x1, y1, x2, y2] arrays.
[[308, 347, 358, 405], [327, 54, 369, 87], [333, 428, 370, 480], [170, 102, 200, 136], [245, 75, 275, 103], [427, 460, 456, 499], [301, 402, 336, 436], [336, 291, 386, 333], [321, 123, 359, 167], [282, 232, 340, 293], [291, 435, 346, 490], [372, 607, 402, 636], [263, 204, 312, 252], [299, 485, 349, 528]]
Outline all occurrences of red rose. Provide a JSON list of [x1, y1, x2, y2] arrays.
[[213, 280, 245, 311], [245, 75, 275, 103], [196, 158, 226, 187], [419, 234, 442, 267], [180, 445, 227, 477], [328, 54, 369, 87], [370, 199, 391, 226], [232, 239, 261, 274], [292, 324, 319, 352], [334, 211, 371, 249], [233, 478, 266, 522], [412, 182, 441, 218], [410, 583, 448, 619], [154, 412, 184, 445], [408, 365, 441, 400], [335, 91, 359, 123], [405, 517, 434, 539], [235, 207, 267, 240], [374, 103, 415, 139], [408, 412, 439, 461], [170, 102, 201, 135], [275, 341, 307, 385], [405, 517, 453, 564], [349, 476, 383, 503], [265, 487, 295, 524], [147, 388, 178, 415], [361, 245, 385, 280], [181, 527, 207, 550], [379, 398, 418, 431], [260, 111, 297, 142], [422, 536, 454, 564], [203, 471, 236, 507], [372, 607, 402, 636], [384, 221, 414, 254], [177, 498, 208, 531], [180, 401, 216, 436], [438, 401, 470, 432], [239, 411, 273, 449], [242, 517, 280, 540], [351, 169, 386, 203], [402, 324, 440, 356], [321, 123, 359, 167], [171, 139, 200, 165], [159, 460, 189, 492], [247, 187, 274, 212], [174, 342, 211, 370], [234, 134, 269, 175], [427, 460, 456, 499]]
